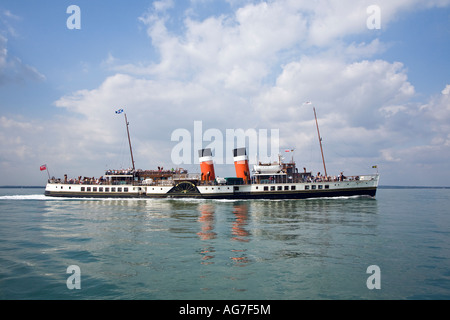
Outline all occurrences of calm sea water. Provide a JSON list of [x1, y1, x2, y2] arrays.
[[0, 187, 449, 300]]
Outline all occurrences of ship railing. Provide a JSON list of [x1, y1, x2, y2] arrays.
[[299, 174, 378, 183], [48, 173, 378, 186], [173, 173, 201, 180], [252, 173, 379, 185], [290, 174, 378, 183], [197, 180, 221, 186], [47, 180, 128, 185]]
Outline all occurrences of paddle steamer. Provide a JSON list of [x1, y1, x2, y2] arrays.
[[44, 110, 379, 199]]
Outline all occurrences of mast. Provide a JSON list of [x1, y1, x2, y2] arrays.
[[123, 113, 135, 172], [313, 107, 327, 178]]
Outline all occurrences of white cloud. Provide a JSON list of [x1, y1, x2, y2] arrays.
[[49, 1, 449, 185], [0, 116, 47, 183], [153, 0, 175, 12], [418, 83, 450, 133], [256, 57, 415, 126], [372, 84, 450, 184], [0, 10, 45, 85], [133, 0, 309, 91], [2, 0, 450, 186], [441, 84, 450, 95]]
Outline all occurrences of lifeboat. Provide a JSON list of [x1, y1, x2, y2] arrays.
[[253, 164, 282, 174]]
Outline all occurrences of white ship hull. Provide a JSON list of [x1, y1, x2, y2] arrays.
[[44, 174, 379, 199]]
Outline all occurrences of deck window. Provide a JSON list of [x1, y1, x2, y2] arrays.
[[93, 187, 97, 192], [118, 187, 122, 192], [291, 186, 296, 190], [325, 185, 329, 189], [81, 187, 85, 191], [105, 187, 109, 192], [99, 187, 103, 192], [124, 187, 128, 192], [87, 187, 91, 191], [284, 186, 289, 190], [305, 185, 309, 190], [264, 186, 269, 191], [111, 187, 115, 192]]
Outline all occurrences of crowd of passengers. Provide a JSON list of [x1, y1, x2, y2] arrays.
[[253, 172, 358, 184], [306, 172, 358, 182], [105, 167, 188, 175], [48, 175, 119, 185], [48, 167, 190, 185]]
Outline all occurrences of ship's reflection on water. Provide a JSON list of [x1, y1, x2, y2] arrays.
[[197, 202, 253, 267], [231, 204, 250, 243], [197, 204, 217, 241], [230, 203, 251, 266], [195, 198, 379, 268], [197, 204, 216, 265], [42, 196, 378, 278]]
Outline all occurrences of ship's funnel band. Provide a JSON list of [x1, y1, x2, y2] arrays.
[[199, 156, 214, 163], [233, 155, 247, 162]]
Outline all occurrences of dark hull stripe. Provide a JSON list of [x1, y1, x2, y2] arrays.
[[162, 187, 377, 199], [44, 191, 144, 198], [45, 187, 376, 199]]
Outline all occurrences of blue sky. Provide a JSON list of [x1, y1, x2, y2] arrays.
[[0, 0, 449, 186]]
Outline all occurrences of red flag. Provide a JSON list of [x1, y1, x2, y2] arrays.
[[40, 164, 47, 171]]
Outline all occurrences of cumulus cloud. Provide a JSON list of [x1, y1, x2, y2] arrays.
[[51, 1, 448, 181], [2, 0, 450, 185]]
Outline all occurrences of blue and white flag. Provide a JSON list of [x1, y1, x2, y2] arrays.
[[115, 108, 124, 114]]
